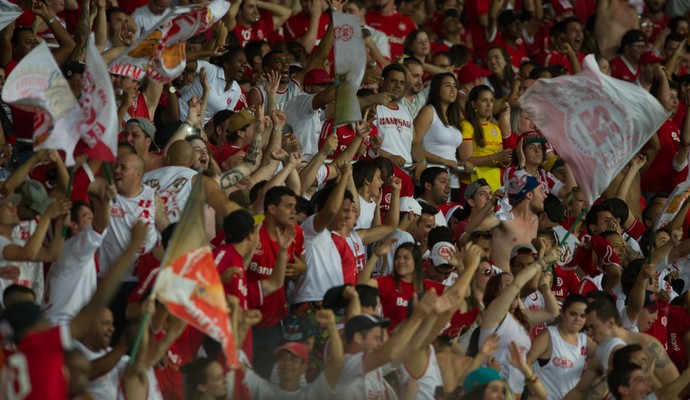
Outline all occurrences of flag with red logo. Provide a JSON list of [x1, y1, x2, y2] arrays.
[[1, 42, 82, 165], [519, 54, 667, 204], [654, 180, 690, 230], [333, 12, 366, 126], [0, 0, 22, 31], [80, 33, 118, 161], [110, 0, 230, 84], [152, 177, 238, 368]]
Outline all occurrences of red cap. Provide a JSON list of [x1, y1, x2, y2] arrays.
[[212, 144, 246, 169], [457, 63, 491, 85], [274, 342, 309, 363], [551, 0, 574, 15], [639, 51, 664, 65], [303, 69, 334, 86]]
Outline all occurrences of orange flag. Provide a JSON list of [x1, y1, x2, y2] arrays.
[[152, 176, 238, 368]]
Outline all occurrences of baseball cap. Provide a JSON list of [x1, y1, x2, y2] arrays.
[[464, 178, 490, 203], [274, 342, 309, 363], [1, 301, 43, 341], [62, 60, 85, 78], [543, 156, 565, 172], [522, 131, 547, 146], [457, 63, 491, 85], [222, 209, 265, 243], [639, 51, 664, 65], [497, 9, 528, 26], [509, 243, 538, 260], [126, 117, 156, 143], [400, 197, 423, 216], [551, 0, 574, 15], [345, 314, 391, 339], [463, 367, 502, 392], [282, 316, 313, 342], [430, 241, 456, 266], [507, 175, 541, 204], [226, 110, 256, 134], [303, 68, 333, 86], [18, 180, 52, 214]]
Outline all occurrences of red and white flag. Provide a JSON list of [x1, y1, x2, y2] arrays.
[[519, 54, 668, 204], [333, 12, 366, 126], [152, 177, 238, 368], [80, 34, 118, 161], [1, 42, 82, 165]]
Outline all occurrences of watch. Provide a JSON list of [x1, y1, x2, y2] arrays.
[[168, 86, 177, 94]]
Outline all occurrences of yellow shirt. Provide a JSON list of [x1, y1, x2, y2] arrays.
[[461, 120, 503, 190]]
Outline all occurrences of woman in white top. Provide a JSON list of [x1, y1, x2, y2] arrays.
[[526, 294, 597, 400], [478, 243, 560, 397], [413, 73, 471, 194]]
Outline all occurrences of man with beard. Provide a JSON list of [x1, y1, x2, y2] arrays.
[[417, 167, 451, 227], [365, 0, 417, 59], [247, 2, 341, 113], [374, 64, 427, 180], [401, 57, 429, 118], [465, 175, 546, 271]]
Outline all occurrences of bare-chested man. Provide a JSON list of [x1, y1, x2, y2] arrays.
[[465, 175, 545, 271]]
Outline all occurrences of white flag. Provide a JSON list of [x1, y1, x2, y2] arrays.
[[1, 42, 81, 165], [333, 12, 366, 126], [80, 33, 119, 161], [0, 0, 22, 31], [519, 55, 668, 204]]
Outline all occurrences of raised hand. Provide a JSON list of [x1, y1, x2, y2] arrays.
[[337, 160, 352, 180], [263, 70, 281, 95], [315, 309, 336, 328], [270, 109, 287, 130], [462, 242, 483, 270], [186, 96, 202, 125], [288, 152, 303, 167], [200, 67, 209, 94], [277, 225, 296, 250], [374, 238, 397, 257], [629, 153, 647, 171], [479, 332, 500, 356], [506, 341, 527, 370], [44, 198, 71, 220]]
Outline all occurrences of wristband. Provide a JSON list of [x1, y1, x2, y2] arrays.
[[47, 16, 57, 24], [273, 128, 283, 134]]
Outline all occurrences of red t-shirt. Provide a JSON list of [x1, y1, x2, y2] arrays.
[[1, 326, 69, 400], [233, 10, 280, 47], [464, 0, 491, 58], [319, 120, 380, 160], [248, 223, 305, 282], [380, 166, 415, 217], [154, 326, 206, 400], [332, 232, 357, 285], [552, 266, 581, 300], [376, 276, 445, 330], [667, 305, 690, 371], [364, 11, 417, 59], [609, 55, 639, 83], [644, 301, 668, 350], [212, 243, 252, 358], [247, 283, 289, 328], [283, 12, 330, 44], [489, 35, 530, 69], [544, 51, 586, 74], [442, 307, 480, 337], [641, 119, 685, 194]]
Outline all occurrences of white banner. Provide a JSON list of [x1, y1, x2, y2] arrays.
[[1, 42, 81, 165], [80, 33, 119, 161], [333, 12, 366, 126], [0, 0, 22, 31], [519, 55, 668, 205], [654, 179, 690, 230]]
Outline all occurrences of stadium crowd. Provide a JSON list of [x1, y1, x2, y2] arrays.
[[3, 0, 690, 398]]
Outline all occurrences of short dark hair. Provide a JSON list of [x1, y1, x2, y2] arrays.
[[373, 157, 394, 181], [608, 363, 641, 400], [562, 293, 588, 313], [213, 110, 235, 129], [209, 46, 245, 68], [244, 40, 268, 63], [11, 27, 33, 45], [586, 298, 622, 327], [106, 7, 127, 21], [601, 198, 628, 227], [3, 285, 36, 307], [264, 186, 297, 213], [381, 63, 407, 80], [620, 258, 645, 298], [427, 226, 453, 249], [420, 202, 439, 218], [585, 204, 612, 235], [312, 182, 354, 213], [262, 50, 285, 68], [420, 167, 447, 192], [355, 284, 379, 309], [612, 344, 644, 370], [353, 160, 380, 189], [543, 193, 564, 223]]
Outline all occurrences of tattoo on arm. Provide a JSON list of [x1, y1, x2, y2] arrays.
[[71, 0, 91, 61], [219, 133, 262, 189], [242, 132, 262, 165], [648, 341, 671, 369]]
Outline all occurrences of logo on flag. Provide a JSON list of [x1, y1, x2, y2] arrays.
[[333, 12, 366, 127]]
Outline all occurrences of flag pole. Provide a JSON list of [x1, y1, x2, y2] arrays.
[[546, 207, 587, 273], [103, 162, 114, 185], [62, 166, 75, 237], [128, 312, 151, 366]]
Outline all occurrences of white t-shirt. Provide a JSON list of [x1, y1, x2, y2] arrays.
[[143, 166, 197, 223], [285, 92, 324, 157], [131, 5, 166, 37], [98, 187, 160, 280], [244, 368, 334, 400], [356, 194, 376, 230], [396, 345, 443, 400], [335, 352, 398, 400], [292, 215, 343, 303], [75, 342, 129, 400], [11, 219, 45, 302], [536, 326, 588, 400], [479, 313, 531, 394], [44, 226, 106, 324], [250, 78, 302, 114], [375, 103, 414, 164], [178, 60, 245, 124]]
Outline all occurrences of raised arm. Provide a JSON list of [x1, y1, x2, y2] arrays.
[[313, 161, 351, 233], [357, 177, 401, 244], [32, 2, 76, 65], [257, 0, 292, 28], [2, 198, 70, 262], [261, 226, 295, 295], [219, 127, 263, 189], [299, 134, 337, 195], [317, 309, 345, 388]]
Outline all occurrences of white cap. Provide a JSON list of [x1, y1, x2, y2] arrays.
[[430, 241, 456, 266], [400, 197, 422, 216]]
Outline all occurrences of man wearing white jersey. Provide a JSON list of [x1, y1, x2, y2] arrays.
[[44, 179, 114, 324], [143, 140, 242, 223], [131, 0, 169, 37], [375, 63, 426, 180]]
